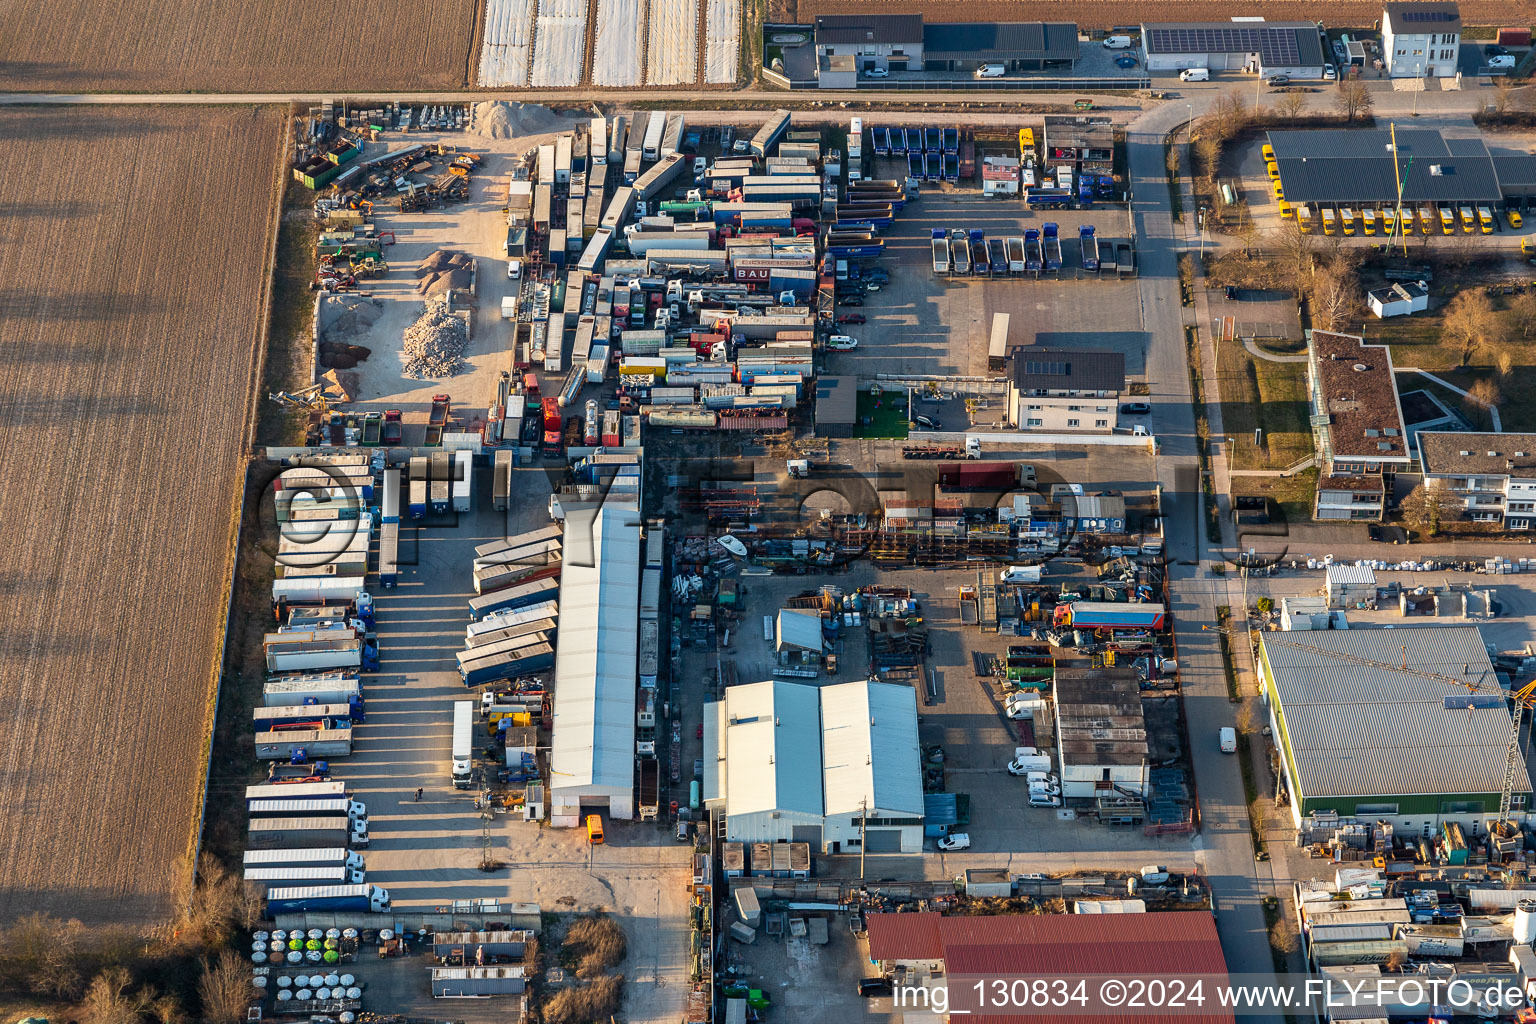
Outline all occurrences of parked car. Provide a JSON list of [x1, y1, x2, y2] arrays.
[[1120, 402, 1151, 415], [1115, 54, 1139, 68], [865, 268, 889, 283], [1219, 727, 1237, 753], [863, 67, 889, 79], [863, 282, 881, 292], [1486, 44, 1509, 56], [1224, 285, 1239, 299], [936, 833, 971, 851], [835, 313, 866, 324], [838, 296, 863, 307], [1028, 793, 1061, 808], [913, 414, 941, 430], [826, 335, 858, 350], [1029, 781, 1061, 797], [858, 977, 894, 997], [1266, 74, 1291, 85], [1489, 55, 1517, 68], [1323, 64, 1337, 80]]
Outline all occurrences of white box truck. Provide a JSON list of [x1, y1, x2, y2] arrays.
[[452, 700, 474, 789]]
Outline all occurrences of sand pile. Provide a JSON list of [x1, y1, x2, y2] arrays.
[[469, 101, 568, 139], [402, 301, 468, 379]]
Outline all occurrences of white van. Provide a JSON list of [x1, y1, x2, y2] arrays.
[[1103, 35, 1133, 49], [1219, 727, 1237, 753], [975, 63, 1007, 79], [1179, 67, 1210, 82]]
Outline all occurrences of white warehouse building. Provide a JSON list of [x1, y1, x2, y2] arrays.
[[704, 679, 924, 854], [1140, 21, 1328, 79], [549, 502, 642, 826]]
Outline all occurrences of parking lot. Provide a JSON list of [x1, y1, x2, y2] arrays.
[[347, 461, 692, 1023], [824, 185, 1149, 385]]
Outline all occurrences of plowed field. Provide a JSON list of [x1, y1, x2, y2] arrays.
[[785, 0, 1517, 29], [0, 106, 280, 924], [0, 0, 477, 92]]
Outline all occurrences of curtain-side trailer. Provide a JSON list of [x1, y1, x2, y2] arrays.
[[264, 883, 390, 914], [642, 111, 667, 161], [244, 864, 362, 886], [245, 780, 347, 804], [242, 847, 365, 871], [452, 700, 473, 789], [262, 676, 362, 707], [247, 816, 362, 848]]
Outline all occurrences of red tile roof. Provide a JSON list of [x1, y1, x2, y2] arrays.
[[867, 911, 1233, 1024]]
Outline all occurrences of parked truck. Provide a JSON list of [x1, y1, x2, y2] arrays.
[[938, 461, 1022, 492], [459, 641, 556, 687], [248, 797, 367, 822], [264, 883, 390, 915], [248, 815, 368, 849], [950, 231, 970, 275], [1079, 225, 1100, 271], [242, 847, 365, 872], [266, 637, 376, 674], [1024, 229, 1043, 273], [254, 727, 354, 761], [408, 455, 428, 518], [452, 700, 473, 789], [1053, 601, 1166, 631], [425, 394, 450, 447], [252, 701, 363, 731], [638, 757, 660, 820], [244, 864, 363, 886], [263, 676, 362, 708], [1042, 222, 1062, 271], [467, 576, 559, 620], [244, 780, 347, 806]]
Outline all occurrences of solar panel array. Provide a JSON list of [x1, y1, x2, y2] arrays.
[[1400, 10, 1455, 20], [1022, 360, 1069, 376], [1146, 25, 1300, 64]]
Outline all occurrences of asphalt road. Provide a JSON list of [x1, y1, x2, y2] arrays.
[[1125, 98, 1287, 1001]]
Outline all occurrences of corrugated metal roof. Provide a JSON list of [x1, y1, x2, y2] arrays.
[[716, 680, 823, 817], [1262, 626, 1529, 800], [866, 911, 943, 960], [1326, 564, 1377, 585], [821, 681, 924, 817], [776, 608, 823, 651], [550, 505, 640, 796], [872, 912, 1231, 1024], [1268, 129, 1502, 204]]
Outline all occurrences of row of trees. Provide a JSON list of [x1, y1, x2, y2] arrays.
[[0, 855, 263, 1023]]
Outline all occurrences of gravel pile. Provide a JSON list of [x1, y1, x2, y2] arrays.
[[416, 249, 475, 297], [403, 301, 468, 379]]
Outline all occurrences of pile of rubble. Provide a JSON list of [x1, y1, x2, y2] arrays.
[[469, 101, 566, 140], [415, 249, 475, 298], [402, 301, 468, 379]]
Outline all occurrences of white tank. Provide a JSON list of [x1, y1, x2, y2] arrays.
[[1516, 899, 1536, 944]]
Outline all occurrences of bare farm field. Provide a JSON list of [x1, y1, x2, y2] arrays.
[[780, 0, 1516, 29], [0, 106, 281, 924], [0, 0, 476, 92]]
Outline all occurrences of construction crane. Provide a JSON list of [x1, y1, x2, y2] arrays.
[[1207, 623, 1536, 837]]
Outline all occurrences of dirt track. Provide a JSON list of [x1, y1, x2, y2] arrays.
[[0, 106, 280, 924], [0, 0, 477, 92]]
